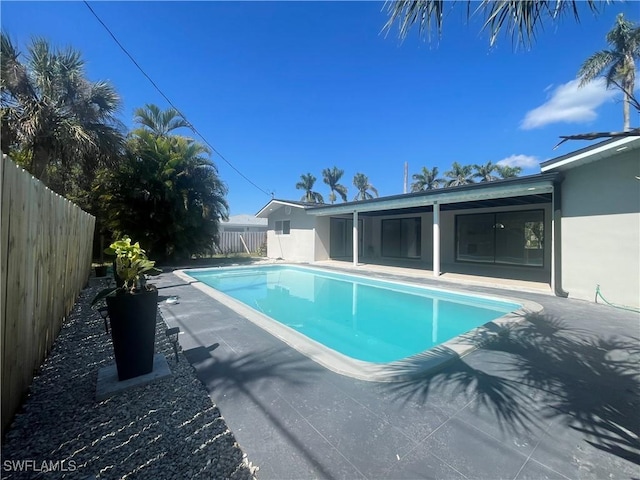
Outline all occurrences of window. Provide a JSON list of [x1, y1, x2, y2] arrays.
[[456, 210, 544, 267], [275, 220, 290, 235], [381, 217, 421, 258]]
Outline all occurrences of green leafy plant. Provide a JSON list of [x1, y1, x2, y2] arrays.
[[91, 236, 161, 306]]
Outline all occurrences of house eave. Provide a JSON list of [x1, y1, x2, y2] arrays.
[[540, 136, 640, 173], [306, 173, 561, 216], [256, 199, 312, 218]]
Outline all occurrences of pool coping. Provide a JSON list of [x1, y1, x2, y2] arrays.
[[173, 264, 544, 382]]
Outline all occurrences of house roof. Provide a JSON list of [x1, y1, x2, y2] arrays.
[[305, 172, 562, 216], [222, 214, 267, 227], [255, 199, 319, 218], [540, 136, 640, 173], [255, 174, 562, 218]]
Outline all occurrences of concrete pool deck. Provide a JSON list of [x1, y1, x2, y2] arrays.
[[155, 264, 639, 479]]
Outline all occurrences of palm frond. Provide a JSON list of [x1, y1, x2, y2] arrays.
[[134, 103, 189, 136], [384, 0, 605, 47], [554, 128, 640, 148], [578, 50, 617, 85], [383, 0, 444, 42]]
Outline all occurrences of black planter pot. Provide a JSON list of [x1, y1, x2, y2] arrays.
[[106, 288, 158, 380], [113, 260, 125, 288]]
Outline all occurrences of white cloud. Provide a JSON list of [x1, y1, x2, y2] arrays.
[[520, 78, 618, 130], [497, 154, 539, 169]]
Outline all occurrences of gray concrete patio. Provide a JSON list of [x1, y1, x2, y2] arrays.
[[155, 264, 639, 480]]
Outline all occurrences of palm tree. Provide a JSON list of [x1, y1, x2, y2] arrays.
[[497, 165, 523, 179], [353, 173, 379, 201], [0, 34, 124, 191], [411, 166, 443, 192], [444, 162, 475, 187], [322, 166, 348, 204], [383, 1, 604, 48], [296, 173, 324, 203], [98, 118, 228, 260], [133, 104, 189, 136], [473, 161, 499, 182], [578, 13, 640, 131]]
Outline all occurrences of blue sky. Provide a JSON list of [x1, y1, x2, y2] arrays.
[[2, 1, 639, 215]]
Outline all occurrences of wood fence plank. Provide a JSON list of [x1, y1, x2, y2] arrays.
[[218, 231, 266, 254], [1, 157, 95, 437], [1, 157, 17, 429]]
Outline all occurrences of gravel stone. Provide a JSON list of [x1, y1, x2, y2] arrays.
[[1, 279, 259, 480]]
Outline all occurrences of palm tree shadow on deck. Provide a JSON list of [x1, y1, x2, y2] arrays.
[[383, 312, 640, 465], [184, 345, 321, 392], [183, 345, 338, 479]]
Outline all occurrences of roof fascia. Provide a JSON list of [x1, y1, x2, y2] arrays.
[[541, 136, 640, 172], [306, 174, 559, 216], [255, 200, 307, 218]]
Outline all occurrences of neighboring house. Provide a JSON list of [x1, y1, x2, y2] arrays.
[[219, 214, 268, 233], [257, 137, 640, 307], [217, 214, 267, 254]]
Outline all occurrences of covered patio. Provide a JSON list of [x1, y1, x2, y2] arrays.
[[307, 172, 561, 294]]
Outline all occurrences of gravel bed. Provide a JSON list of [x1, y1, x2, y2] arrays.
[[1, 279, 258, 480]]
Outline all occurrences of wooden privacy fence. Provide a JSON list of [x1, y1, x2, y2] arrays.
[[217, 231, 266, 254], [1, 155, 95, 437]]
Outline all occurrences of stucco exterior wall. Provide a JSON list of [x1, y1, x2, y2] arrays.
[[560, 151, 640, 307], [266, 207, 316, 262], [314, 216, 330, 261]]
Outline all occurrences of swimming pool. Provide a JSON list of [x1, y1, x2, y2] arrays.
[[176, 264, 540, 380]]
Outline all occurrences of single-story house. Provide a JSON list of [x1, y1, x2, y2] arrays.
[[256, 137, 640, 308]]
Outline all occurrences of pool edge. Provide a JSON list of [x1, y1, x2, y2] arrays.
[[173, 266, 544, 383]]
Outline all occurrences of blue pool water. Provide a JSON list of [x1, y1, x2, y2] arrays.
[[189, 265, 520, 363]]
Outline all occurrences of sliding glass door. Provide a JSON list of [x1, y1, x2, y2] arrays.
[[456, 210, 544, 267], [330, 217, 363, 258], [381, 217, 421, 259]]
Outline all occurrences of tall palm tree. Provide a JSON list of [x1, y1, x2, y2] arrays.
[[353, 173, 379, 201], [296, 173, 324, 203], [322, 166, 348, 204], [578, 13, 640, 131], [133, 104, 189, 136], [411, 166, 443, 192], [0, 34, 124, 191], [383, 1, 604, 48], [99, 119, 228, 260], [497, 165, 523, 179], [444, 162, 475, 187], [473, 161, 499, 182]]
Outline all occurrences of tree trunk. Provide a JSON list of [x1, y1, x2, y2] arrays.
[[32, 145, 50, 185], [623, 90, 630, 132], [622, 56, 634, 132]]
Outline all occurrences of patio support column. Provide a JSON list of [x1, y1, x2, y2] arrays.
[[552, 183, 568, 297], [433, 202, 440, 276], [353, 210, 359, 266]]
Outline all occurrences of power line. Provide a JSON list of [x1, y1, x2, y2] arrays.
[[83, 0, 272, 197]]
